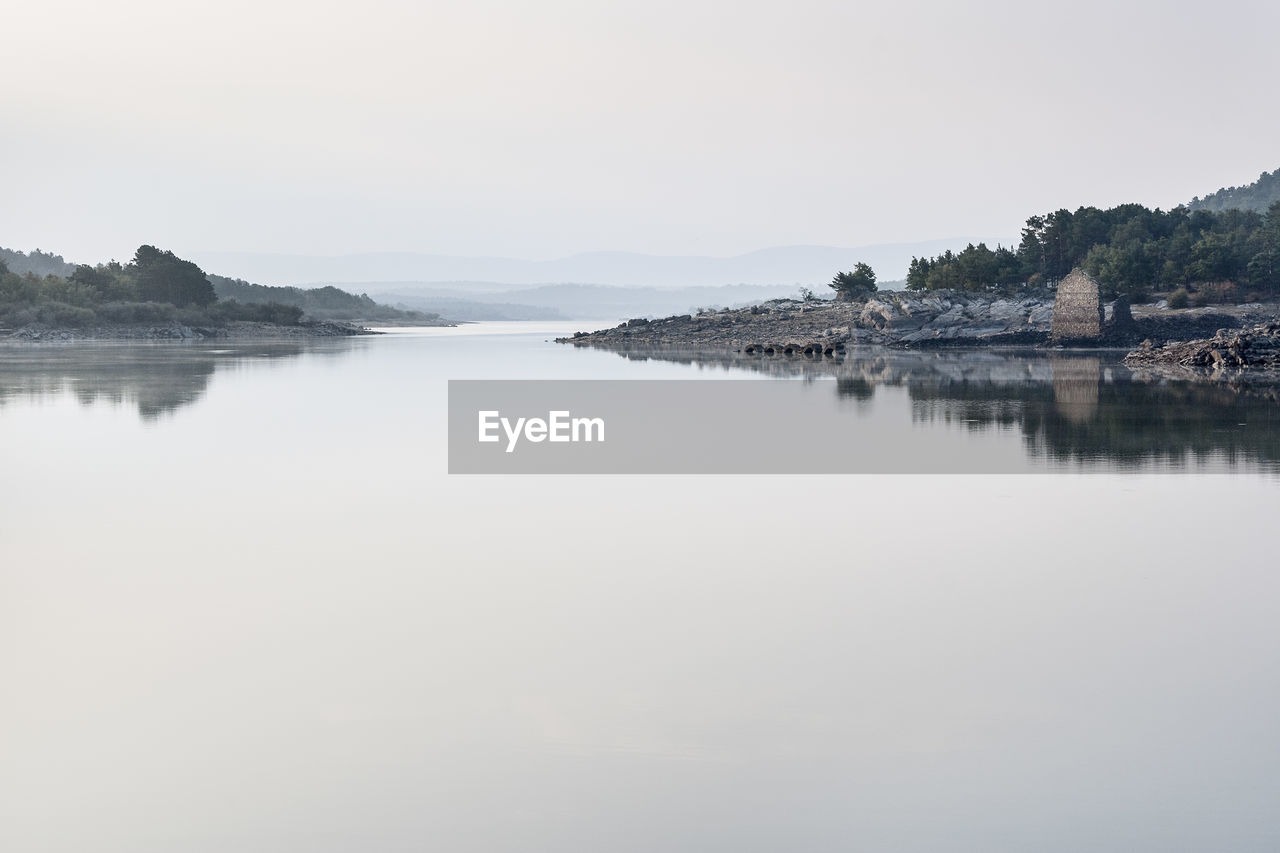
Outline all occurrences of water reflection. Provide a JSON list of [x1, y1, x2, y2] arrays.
[[1050, 356, 1100, 423], [590, 345, 1280, 470], [0, 340, 364, 420]]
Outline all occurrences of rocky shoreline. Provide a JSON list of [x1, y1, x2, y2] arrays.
[[1124, 322, 1280, 372], [558, 291, 1271, 354], [2, 319, 381, 342]]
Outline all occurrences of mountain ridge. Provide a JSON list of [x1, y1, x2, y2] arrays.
[[189, 238, 1001, 290]]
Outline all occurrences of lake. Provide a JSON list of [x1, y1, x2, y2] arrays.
[[2, 322, 1279, 852]]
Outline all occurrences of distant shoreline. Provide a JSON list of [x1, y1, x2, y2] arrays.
[[2, 319, 393, 342]]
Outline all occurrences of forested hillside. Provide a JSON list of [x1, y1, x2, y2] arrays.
[[208, 276, 438, 322], [0, 247, 75, 278], [906, 202, 1280, 302], [1, 244, 444, 329], [1188, 168, 1280, 214]]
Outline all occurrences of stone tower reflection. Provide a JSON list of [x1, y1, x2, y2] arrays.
[[1050, 356, 1101, 424]]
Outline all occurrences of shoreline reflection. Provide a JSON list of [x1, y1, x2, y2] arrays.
[[589, 345, 1280, 470], [0, 340, 365, 420]]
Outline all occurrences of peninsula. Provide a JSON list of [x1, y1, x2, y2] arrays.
[[1, 244, 455, 341], [562, 190, 1280, 369]]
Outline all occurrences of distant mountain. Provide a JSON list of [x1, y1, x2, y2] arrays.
[[364, 282, 822, 321], [375, 296, 567, 322], [1188, 168, 1280, 214], [189, 239, 998, 290]]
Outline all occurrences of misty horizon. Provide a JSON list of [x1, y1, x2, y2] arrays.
[[5, 1, 1276, 267]]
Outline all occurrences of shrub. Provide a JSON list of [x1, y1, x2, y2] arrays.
[[34, 301, 98, 327], [830, 263, 877, 300], [1167, 287, 1190, 309], [175, 306, 212, 326], [0, 306, 38, 327], [1192, 281, 1240, 305], [96, 301, 177, 323], [210, 299, 305, 325]]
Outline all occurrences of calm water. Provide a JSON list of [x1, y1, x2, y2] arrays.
[[3, 323, 1279, 852]]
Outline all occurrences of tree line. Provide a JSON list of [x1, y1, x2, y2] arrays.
[[1188, 168, 1280, 214], [1, 244, 440, 328], [209, 276, 438, 322], [2, 245, 243, 328], [0, 247, 76, 278], [903, 202, 1280, 301]]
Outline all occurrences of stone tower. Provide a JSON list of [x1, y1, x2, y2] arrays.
[[1050, 268, 1104, 342]]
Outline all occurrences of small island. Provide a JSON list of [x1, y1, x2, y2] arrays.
[[0, 244, 454, 341]]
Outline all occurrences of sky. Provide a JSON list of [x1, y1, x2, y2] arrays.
[[2, 0, 1278, 265]]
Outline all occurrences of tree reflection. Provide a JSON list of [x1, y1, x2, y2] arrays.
[[586, 344, 1280, 470], [0, 340, 363, 420]]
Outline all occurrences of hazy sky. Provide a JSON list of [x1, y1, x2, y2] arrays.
[[3, 0, 1277, 264]]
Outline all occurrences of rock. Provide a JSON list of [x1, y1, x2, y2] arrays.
[[1108, 296, 1136, 331], [556, 290, 1061, 352], [1124, 322, 1280, 371]]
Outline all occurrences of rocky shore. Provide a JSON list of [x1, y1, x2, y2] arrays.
[[1124, 323, 1280, 372], [558, 291, 1262, 354], [3, 320, 379, 342]]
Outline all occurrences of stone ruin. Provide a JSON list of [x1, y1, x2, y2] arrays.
[[1050, 268, 1105, 342], [1109, 294, 1134, 327]]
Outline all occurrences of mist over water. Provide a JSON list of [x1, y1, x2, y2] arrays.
[[3, 324, 1279, 852]]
